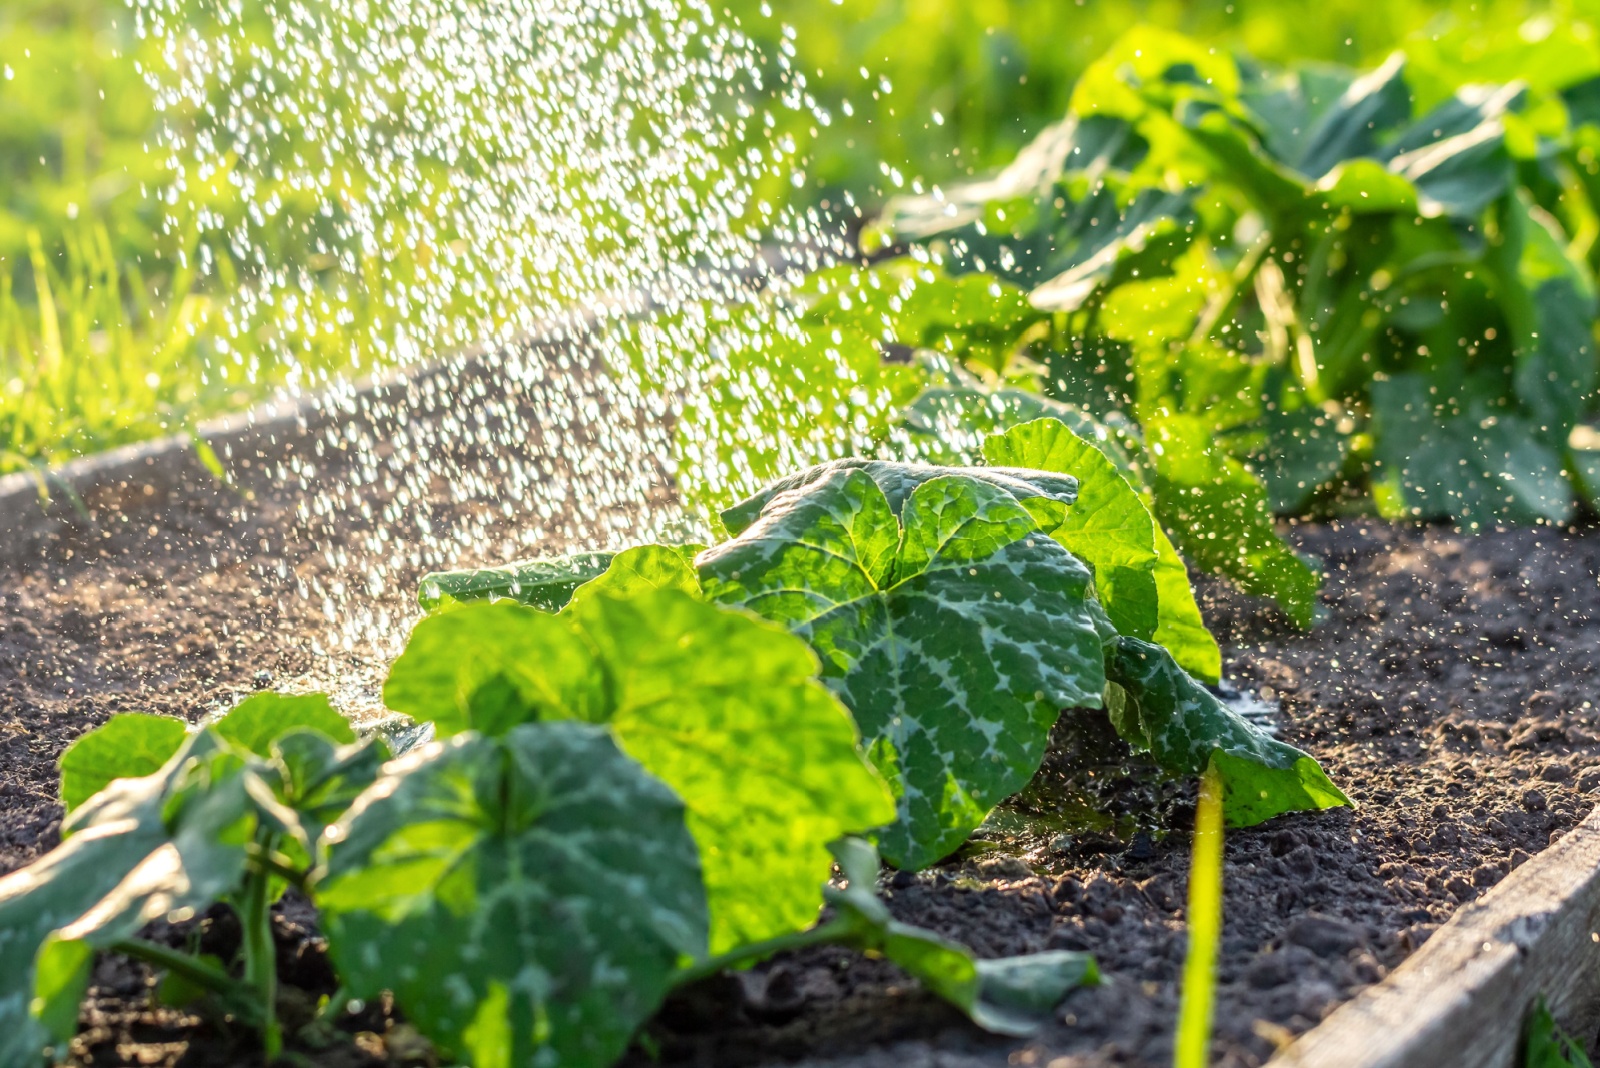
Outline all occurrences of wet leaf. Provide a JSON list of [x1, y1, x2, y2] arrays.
[[701, 466, 1108, 869], [982, 417, 1221, 682], [382, 591, 893, 952], [0, 731, 257, 1064], [216, 692, 356, 756], [319, 723, 707, 1068], [417, 550, 615, 613], [1103, 636, 1350, 826], [58, 713, 188, 814]]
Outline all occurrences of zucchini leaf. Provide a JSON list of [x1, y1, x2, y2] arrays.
[[417, 550, 615, 612], [381, 590, 894, 952], [701, 466, 1109, 869], [1104, 636, 1350, 825], [981, 417, 1221, 683], [318, 723, 707, 1068], [0, 731, 257, 1064]]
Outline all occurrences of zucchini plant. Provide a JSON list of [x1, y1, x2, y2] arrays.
[[421, 418, 1349, 872], [873, 27, 1600, 532], [2, 561, 1125, 1067]]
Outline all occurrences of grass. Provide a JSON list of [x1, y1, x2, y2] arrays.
[[1174, 762, 1224, 1068], [1, 0, 1587, 474]]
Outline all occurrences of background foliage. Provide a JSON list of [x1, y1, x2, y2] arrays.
[[2, 0, 1596, 473]]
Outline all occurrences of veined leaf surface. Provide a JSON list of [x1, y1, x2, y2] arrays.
[[319, 723, 706, 1068], [1104, 637, 1350, 825], [701, 468, 1108, 869], [382, 591, 893, 952], [981, 417, 1221, 683]]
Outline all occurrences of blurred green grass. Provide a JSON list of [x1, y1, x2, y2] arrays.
[[0, 0, 1581, 473]]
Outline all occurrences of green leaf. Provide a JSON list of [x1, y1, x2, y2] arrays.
[[215, 692, 355, 756], [720, 456, 1080, 538], [1370, 374, 1575, 526], [318, 723, 708, 1068], [1233, 405, 1351, 515], [701, 467, 1109, 869], [0, 731, 257, 1064], [901, 387, 1142, 484], [823, 839, 1098, 1036], [382, 591, 893, 953], [417, 550, 615, 612], [1525, 996, 1596, 1068], [981, 417, 1221, 683], [1390, 121, 1515, 219], [1292, 53, 1411, 178], [1144, 415, 1322, 629], [565, 543, 703, 610], [58, 713, 188, 814], [1103, 636, 1349, 826], [259, 730, 389, 849]]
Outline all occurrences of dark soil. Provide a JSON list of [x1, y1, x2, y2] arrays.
[[6, 455, 1600, 1067]]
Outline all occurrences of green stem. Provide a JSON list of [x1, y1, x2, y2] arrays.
[[247, 843, 310, 892], [241, 829, 283, 1058], [671, 917, 860, 988], [112, 938, 263, 1028]]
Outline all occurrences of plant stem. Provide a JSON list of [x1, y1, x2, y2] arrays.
[[247, 843, 310, 892], [671, 917, 860, 988], [111, 938, 263, 1028], [241, 829, 283, 1058], [1174, 761, 1225, 1068]]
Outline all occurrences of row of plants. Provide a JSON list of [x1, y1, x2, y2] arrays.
[[1, 417, 1347, 1066], [648, 26, 1600, 644]]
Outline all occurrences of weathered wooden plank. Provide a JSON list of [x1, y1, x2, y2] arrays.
[[1273, 803, 1600, 1068]]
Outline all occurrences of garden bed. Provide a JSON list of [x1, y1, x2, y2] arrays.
[[6, 429, 1599, 1067]]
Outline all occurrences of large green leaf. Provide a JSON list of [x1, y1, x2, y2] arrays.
[[1103, 637, 1350, 826], [382, 591, 893, 952], [57, 712, 188, 814], [719, 456, 1079, 537], [0, 731, 256, 1064], [1143, 415, 1322, 628], [981, 418, 1221, 683], [901, 387, 1141, 482], [319, 723, 707, 1068], [700, 467, 1109, 869]]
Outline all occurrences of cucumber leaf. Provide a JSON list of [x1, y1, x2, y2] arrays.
[[57, 712, 188, 814], [981, 417, 1221, 683], [701, 467, 1109, 869], [719, 456, 1079, 537], [215, 692, 355, 756], [565, 543, 702, 610], [319, 723, 707, 1068], [382, 591, 894, 953], [1104, 636, 1349, 825]]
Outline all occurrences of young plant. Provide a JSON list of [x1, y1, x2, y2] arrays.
[[0, 694, 384, 1064]]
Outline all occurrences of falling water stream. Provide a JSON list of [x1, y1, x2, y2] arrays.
[[128, 0, 882, 692]]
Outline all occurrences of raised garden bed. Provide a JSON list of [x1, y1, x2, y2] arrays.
[[5, 414, 1599, 1066]]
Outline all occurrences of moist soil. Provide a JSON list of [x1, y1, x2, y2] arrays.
[[6, 462, 1600, 1067]]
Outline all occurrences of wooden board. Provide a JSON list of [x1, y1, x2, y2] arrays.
[[1273, 803, 1600, 1068]]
